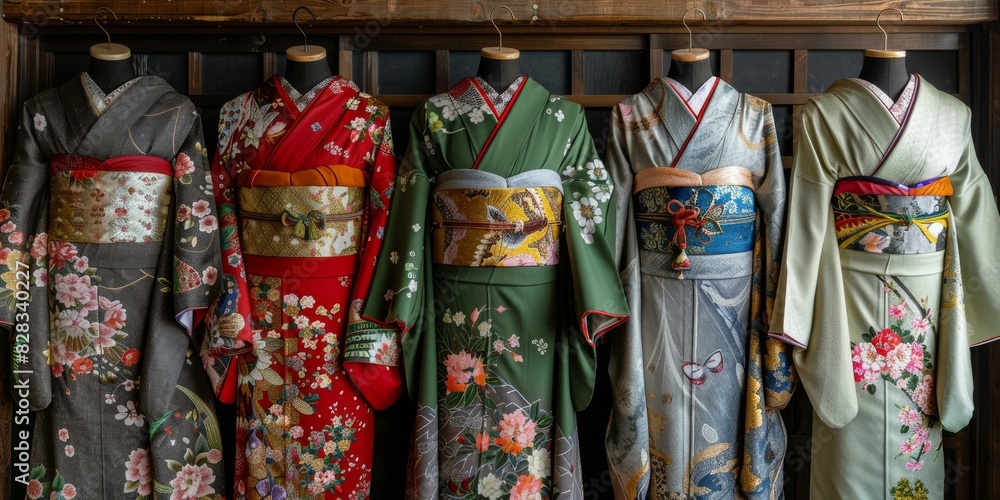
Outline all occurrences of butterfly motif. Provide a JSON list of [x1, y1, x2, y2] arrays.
[[681, 349, 723, 385]]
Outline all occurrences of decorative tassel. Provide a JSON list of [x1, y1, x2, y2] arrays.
[[672, 246, 691, 271]]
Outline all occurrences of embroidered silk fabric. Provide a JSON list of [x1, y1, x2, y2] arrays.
[[2, 73, 224, 499], [606, 77, 794, 499], [771, 75, 1000, 498], [208, 75, 400, 499], [363, 77, 628, 499]]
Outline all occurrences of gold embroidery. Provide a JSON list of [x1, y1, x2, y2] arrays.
[[49, 171, 172, 243], [431, 187, 562, 267], [239, 186, 363, 258]]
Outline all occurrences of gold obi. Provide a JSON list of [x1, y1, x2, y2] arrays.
[[238, 185, 364, 258], [431, 170, 563, 267], [49, 170, 172, 243]]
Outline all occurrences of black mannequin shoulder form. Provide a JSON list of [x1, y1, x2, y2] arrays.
[[87, 56, 136, 95], [283, 58, 333, 94], [857, 55, 909, 100], [666, 57, 713, 94], [475, 56, 523, 92]]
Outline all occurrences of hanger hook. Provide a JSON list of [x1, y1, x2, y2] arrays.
[[682, 8, 707, 53], [95, 7, 117, 53], [876, 8, 904, 51], [292, 6, 318, 53], [490, 6, 515, 52]]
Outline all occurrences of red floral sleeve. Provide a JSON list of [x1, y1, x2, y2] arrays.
[[344, 106, 405, 410]]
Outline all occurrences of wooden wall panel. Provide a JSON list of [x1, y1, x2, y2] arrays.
[[2, 0, 997, 26]]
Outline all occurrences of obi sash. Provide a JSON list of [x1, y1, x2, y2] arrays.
[[237, 165, 365, 260], [832, 176, 952, 254], [633, 167, 756, 271], [48, 154, 173, 243], [430, 169, 562, 267]]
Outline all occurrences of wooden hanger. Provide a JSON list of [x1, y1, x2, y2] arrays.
[[481, 6, 520, 61], [672, 8, 709, 62], [89, 7, 131, 61], [286, 6, 327, 63], [864, 8, 906, 59]]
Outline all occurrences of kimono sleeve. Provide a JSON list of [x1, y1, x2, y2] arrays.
[[362, 104, 434, 401], [604, 101, 652, 500], [948, 127, 1000, 347], [933, 124, 1000, 431], [171, 111, 222, 330], [770, 100, 857, 429], [344, 114, 405, 410], [559, 105, 629, 347], [751, 101, 796, 411], [1, 105, 54, 410], [202, 96, 255, 402]]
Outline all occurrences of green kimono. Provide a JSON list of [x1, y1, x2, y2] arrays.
[[771, 75, 1000, 498], [363, 77, 628, 499]]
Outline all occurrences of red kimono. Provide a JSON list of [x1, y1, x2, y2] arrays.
[[204, 75, 402, 499]]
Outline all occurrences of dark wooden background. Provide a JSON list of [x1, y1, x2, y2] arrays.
[[1, 1, 999, 499]]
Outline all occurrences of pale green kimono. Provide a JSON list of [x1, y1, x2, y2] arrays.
[[771, 76, 1000, 499]]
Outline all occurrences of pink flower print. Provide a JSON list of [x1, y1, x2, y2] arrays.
[[25, 479, 43, 499], [888, 301, 907, 321], [444, 350, 485, 393], [61, 484, 77, 499], [872, 328, 902, 356], [0, 222, 14, 233], [509, 474, 543, 500], [899, 439, 918, 454], [496, 305, 507, 313], [905, 460, 924, 471], [202, 266, 218, 286], [906, 343, 925, 375], [922, 441, 932, 454], [499, 253, 539, 267], [125, 448, 153, 496], [56, 309, 93, 351], [8, 231, 24, 246], [32, 267, 47, 287], [94, 324, 118, 353], [910, 317, 931, 337], [898, 406, 921, 427], [512, 353, 523, 363], [493, 340, 506, 355], [852, 343, 883, 384], [199, 215, 218, 233], [911, 375, 937, 416], [54, 273, 99, 314], [851, 344, 866, 383], [29, 232, 47, 259], [508, 335, 520, 348], [72, 256, 89, 273], [912, 426, 930, 446], [859, 232, 891, 253], [99, 297, 127, 330], [65, 445, 75, 457], [48, 241, 79, 268], [493, 410, 537, 455], [208, 449, 223, 464], [177, 204, 192, 222], [174, 153, 196, 179], [192, 200, 211, 217], [168, 463, 217, 500], [58, 428, 69, 441], [469, 308, 480, 325], [476, 433, 490, 452], [884, 343, 911, 379]]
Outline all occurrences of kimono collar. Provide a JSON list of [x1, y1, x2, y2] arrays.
[[662, 76, 720, 117], [277, 75, 337, 112], [847, 74, 918, 124], [653, 77, 738, 171], [82, 73, 143, 116], [828, 75, 950, 183], [58, 74, 175, 153]]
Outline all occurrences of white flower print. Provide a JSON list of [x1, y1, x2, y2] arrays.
[[586, 160, 608, 181], [589, 181, 613, 203], [469, 108, 485, 124], [33, 113, 46, 131], [493, 340, 506, 354], [105, 393, 116, 404], [555, 110, 565, 122], [571, 197, 603, 244], [532, 338, 548, 355], [478, 319, 492, 337], [527, 448, 551, 478], [442, 105, 459, 120], [477, 473, 504, 500], [452, 311, 466, 326], [407, 279, 418, 293], [390, 251, 399, 264], [115, 400, 145, 427], [350, 117, 367, 130], [561, 165, 578, 178], [299, 296, 316, 309], [412, 223, 421, 232]]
